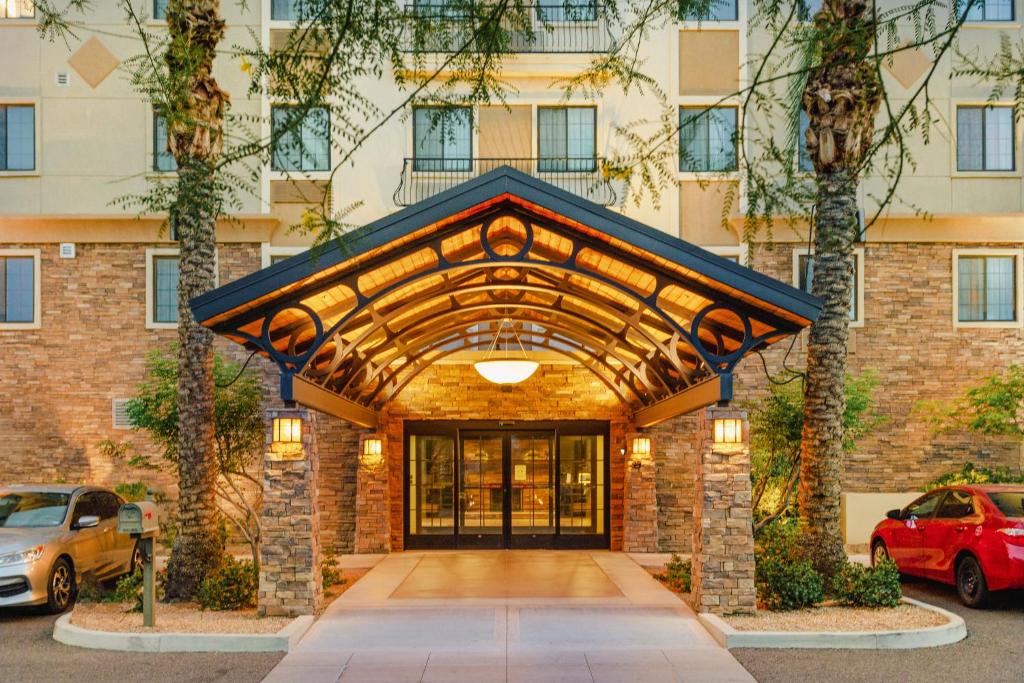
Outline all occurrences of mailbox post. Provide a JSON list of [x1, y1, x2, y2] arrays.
[[117, 502, 159, 627]]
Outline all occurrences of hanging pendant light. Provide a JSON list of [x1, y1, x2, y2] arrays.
[[473, 317, 539, 385]]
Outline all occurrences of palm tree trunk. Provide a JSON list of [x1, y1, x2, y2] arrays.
[[798, 0, 881, 578], [162, 0, 230, 600], [798, 168, 858, 577]]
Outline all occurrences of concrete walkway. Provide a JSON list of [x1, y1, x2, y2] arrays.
[[264, 550, 754, 682]]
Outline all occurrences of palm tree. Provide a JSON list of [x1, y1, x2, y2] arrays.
[[797, 0, 882, 577], [161, 0, 230, 599]]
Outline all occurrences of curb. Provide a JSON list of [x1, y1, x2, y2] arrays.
[[697, 597, 967, 650], [53, 612, 314, 653]]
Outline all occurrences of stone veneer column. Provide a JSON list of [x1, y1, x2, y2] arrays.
[[259, 407, 324, 617], [354, 433, 391, 553], [623, 433, 658, 552], [690, 406, 756, 615]]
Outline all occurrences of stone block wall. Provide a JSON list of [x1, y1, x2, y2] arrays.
[[623, 433, 658, 553], [259, 408, 323, 617], [315, 415, 360, 554], [355, 434, 391, 553], [690, 406, 756, 615]]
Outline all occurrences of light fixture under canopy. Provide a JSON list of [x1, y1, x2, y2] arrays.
[[473, 317, 539, 385]]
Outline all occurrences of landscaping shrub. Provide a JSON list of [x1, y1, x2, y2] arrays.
[[197, 557, 258, 611], [923, 462, 1024, 491], [654, 554, 691, 593], [321, 551, 345, 590], [111, 569, 144, 604], [831, 560, 902, 608], [114, 482, 149, 502], [755, 556, 824, 611]]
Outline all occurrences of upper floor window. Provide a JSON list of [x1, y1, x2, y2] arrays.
[[0, 0, 35, 18], [679, 106, 737, 172], [798, 110, 814, 172], [0, 105, 35, 171], [797, 0, 823, 20], [271, 106, 330, 172], [153, 114, 177, 172], [0, 252, 38, 327], [961, 0, 1014, 21], [410, 0, 471, 19], [795, 248, 864, 325], [413, 106, 472, 172], [272, 0, 325, 21], [153, 0, 168, 20], [957, 106, 1014, 172], [679, 0, 738, 21], [537, 0, 599, 22], [956, 253, 1018, 323], [538, 106, 596, 172]]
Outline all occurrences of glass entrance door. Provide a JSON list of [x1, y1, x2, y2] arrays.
[[405, 421, 608, 549]]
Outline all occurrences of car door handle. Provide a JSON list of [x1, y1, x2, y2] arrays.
[[954, 526, 966, 532]]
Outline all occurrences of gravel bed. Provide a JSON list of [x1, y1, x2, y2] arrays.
[[725, 604, 948, 632], [71, 602, 292, 634]]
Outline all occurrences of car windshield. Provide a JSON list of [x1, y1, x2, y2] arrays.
[[988, 492, 1024, 519], [0, 492, 71, 528]]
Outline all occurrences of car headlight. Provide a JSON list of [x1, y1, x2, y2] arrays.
[[0, 545, 45, 567]]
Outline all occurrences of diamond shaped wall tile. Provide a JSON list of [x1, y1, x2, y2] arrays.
[[883, 46, 933, 90], [67, 36, 119, 89]]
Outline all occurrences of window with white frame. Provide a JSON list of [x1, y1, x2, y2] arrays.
[[959, 0, 1014, 21], [272, 0, 326, 21], [261, 244, 308, 269], [153, 113, 177, 172], [794, 248, 864, 324], [0, 251, 39, 327], [957, 106, 1015, 172], [798, 110, 814, 172], [153, 0, 168, 19], [538, 106, 596, 172], [412, 106, 472, 172], [150, 253, 179, 325], [797, 0, 823, 20], [0, 104, 35, 171], [271, 106, 331, 172], [955, 252, 1019, 323], [679, 106, 737, 172], [0, 0, 35, 18], [678, 0, 738, 21], [706, 245, 748, 267]]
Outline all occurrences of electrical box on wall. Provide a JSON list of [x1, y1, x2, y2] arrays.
[[59, 243, 76, 259]]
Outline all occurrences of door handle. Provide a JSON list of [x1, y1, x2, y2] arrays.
[[954, 526, 966, 532]]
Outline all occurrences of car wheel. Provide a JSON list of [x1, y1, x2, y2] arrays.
[[956, 555, 990, 608], [871, 540, 890, 567], [46, 558, 75, 614]]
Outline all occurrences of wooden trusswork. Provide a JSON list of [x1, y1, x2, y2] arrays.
[[191, 167, 820, 425]]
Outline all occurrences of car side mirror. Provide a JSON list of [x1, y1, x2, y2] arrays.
[[886, 509, 903, 520], [74, 515, 100, 529]]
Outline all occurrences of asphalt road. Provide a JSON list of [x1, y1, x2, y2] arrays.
[[734, 577, 1024, 683], [0, 606, 283, 683]]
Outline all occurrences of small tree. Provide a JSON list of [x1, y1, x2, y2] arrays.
[[920, 364, 1024, 473], [108, 345, 265, 573], [749, 372, 883, 533]]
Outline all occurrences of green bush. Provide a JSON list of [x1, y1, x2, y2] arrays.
[[755, 519, 801, 561], [197, 557, 258, 611], [110, 569, 144, 604], [654, 554, 691, 593], [756, 556, 824, 610], [924, 462, 1024, 491], [831, 560, 902, 608], [321, 551, 345, 590], [114, 482, 149, 502]]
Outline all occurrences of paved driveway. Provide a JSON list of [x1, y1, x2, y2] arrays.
[[265, 550, 755, 682], [0, 606, 283, 683], [734, 578, 1024, 683]]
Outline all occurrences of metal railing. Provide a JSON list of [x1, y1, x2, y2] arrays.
[[394, 157, 618, 206], [401, 1, 613, 54]]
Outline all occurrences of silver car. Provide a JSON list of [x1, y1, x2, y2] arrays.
[[0, 485, 141, 612]]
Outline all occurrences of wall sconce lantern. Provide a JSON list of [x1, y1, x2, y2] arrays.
[[362, 437, 384, 466], [630, 437, 651, 470], [270, 416, 304, 459], [713, 418, 743, 445], [272, 417, 302, 444]]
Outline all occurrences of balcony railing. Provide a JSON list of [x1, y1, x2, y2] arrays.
[[401, 1, 613, 54], [394, 157, 618, 206]]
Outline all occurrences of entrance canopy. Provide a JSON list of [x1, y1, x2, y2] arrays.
[[192, 167, 820, 428]]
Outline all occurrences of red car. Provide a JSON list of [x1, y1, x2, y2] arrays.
[[870, 485, 1024, 607]]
